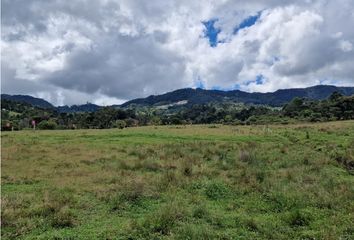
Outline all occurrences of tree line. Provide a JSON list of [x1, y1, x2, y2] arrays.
[[1, 92, 353, 131]]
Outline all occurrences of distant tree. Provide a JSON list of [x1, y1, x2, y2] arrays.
[[283, 97, 305, 117], [114, 120, 126, 129], [37, 120, 57, 130], [329, 91, 343, 102], [125, 118, 139, 127], [224, 115, 233, 123], [150, 116, 162, 125]]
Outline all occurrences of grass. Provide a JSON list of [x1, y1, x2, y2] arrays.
[[1, 121, 354, 239]]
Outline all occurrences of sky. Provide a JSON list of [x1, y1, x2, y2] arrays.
[[1, 0, 354, 106]]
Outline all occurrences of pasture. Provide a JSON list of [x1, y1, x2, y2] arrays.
[[1, 121, 354, 239]]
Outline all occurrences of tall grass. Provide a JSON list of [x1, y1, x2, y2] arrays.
[[1, 121, 354, 239]]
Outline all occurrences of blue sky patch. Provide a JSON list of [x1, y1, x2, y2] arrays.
[[194, 77, 206, 89], [211, 85, 223, 90], [255, 75, 264, 85], [234, 11, 261, 34], [211, 84, 241, 91], [203, 19, 221, 47], [245, 75, 265, 86]]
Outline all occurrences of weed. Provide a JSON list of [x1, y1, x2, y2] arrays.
[[176, 224, 215, 239], [239, 148, 257, 164], [244, 218, 259, 232], [110, 179, 150, 211], [205, 181, 230, 200], [286, 209, 312, 227], [192, 204, 209, 219], [331, 148, 354, 172], [181, 160, 193, 176], [128, 201, 188, 237], [50, 206, 77, 228]]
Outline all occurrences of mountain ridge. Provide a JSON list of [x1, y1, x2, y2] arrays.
[[122, 85, 354, 107], [1, 94, 54, 109], [2, 85, 354, 111]]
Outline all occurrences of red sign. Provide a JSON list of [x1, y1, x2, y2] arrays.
[[32, 120, 36, 126]]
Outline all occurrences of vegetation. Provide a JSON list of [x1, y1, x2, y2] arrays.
[[121, 85, 354, 107], [1, 121, 354, 239], [2, 92, 354, 131]]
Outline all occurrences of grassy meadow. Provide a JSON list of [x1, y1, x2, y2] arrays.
[[1, 121, 354, 239]]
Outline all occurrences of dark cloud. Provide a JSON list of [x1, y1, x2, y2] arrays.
[[46, 33, 187, 99]]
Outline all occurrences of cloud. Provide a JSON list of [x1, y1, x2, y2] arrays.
[[1, 0, 354, 105]]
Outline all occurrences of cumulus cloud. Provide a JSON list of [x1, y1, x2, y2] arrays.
[[1, 0, 354, 105]]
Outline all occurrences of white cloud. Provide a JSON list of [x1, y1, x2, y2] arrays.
[[339, 40, 353, 52], [1, 0, 354, 105]]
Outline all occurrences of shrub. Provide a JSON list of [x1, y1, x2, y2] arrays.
[[306, 131, 310, 139], [239, 149, 257, 164], [147, 206, 182, 234], [114, 120, 126, 129], [37, 120, 57, 130], [158, 170, 180, 191], [176, 224, 215, 240], [181, 160, 193, 177], [286, 209, 312, 227], [205, 181, 230, 200], [330, 148, 354, 172], [50, 206, 77, 228], [110, 180, 147, 211], [192, 204, 209, 219], [244, 218, 259, 232], [128, 201, 187, 237], [28, 189, 79, 229], [1, 195, 32, 227]]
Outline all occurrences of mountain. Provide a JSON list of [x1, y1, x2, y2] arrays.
[[122, 85, 354, 107], [1, 94, 54, 109], [2, 85, 354, 112], [0, 94, 101, 113], [56, 103, 101, 113]]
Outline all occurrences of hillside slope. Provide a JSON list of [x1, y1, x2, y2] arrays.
[[122, 85, 354, 107], [1, 94, 54, 109]]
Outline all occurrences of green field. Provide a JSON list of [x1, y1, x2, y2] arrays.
[[1, 121, 354, 239]]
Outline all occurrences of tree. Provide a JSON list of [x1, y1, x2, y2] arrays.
[[114, 120, 126, 129], [283, 97, 305, 117], [224, 115, 233, 123], [37, 120, 57, 130], [329, 91, 343, 102]]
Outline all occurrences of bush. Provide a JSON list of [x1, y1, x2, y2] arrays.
[[144, 204, 185, 235], [239, 149, 257, 164], [125, 118, 138, 127], [181, 160, 193, 177], [127, 201, 187, 238], [110, 180, 147, 211], [192, 204, 209, 219], [205, 181, 230, 200], [245, 116, 257, 125], [29, 189, 78, 228], [286, 209, 312, 227], [176, 224, 215, 239], [331, 148, 354, 172], [37, 120, 57, 130], [114, 120, 126, 129], [50, 206, 77, 228]]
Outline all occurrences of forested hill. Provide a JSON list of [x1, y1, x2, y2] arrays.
[[122, 85, 354, 107], [1, 91, 354, 130], [2, 85, 354, 111], [1, 94, 54, 109]]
